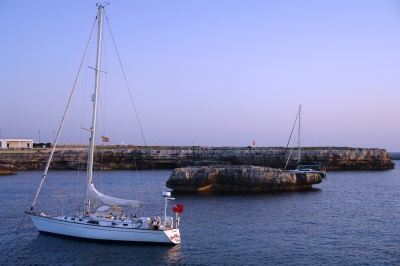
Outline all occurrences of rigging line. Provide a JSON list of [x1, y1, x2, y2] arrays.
[[285, 146, 294, 169], [30, 15, 98, 212], [81, 33, 95, 135], [132, 151, 144, 214], [300, 108, 304, 147], [284, 126, 298, 169], [78, 42, 94, 206], [104, 11, 162, 194], [95, 149, 105, 194], [282, 109, 299, 165], [104, 12, 147, 146], [40, 180, 71, 212], [77, 122, 85, 208], [96, 42, 107, 194], [75, 152, 84, 207], [15, 213, 27, 233]]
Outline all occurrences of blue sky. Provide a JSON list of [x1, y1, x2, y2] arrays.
[[1, 1, 400, 151]]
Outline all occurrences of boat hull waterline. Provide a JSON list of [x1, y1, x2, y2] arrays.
[[27, 213, 180, 244]]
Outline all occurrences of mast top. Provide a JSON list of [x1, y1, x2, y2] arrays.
[[96, 2, 110, 7]]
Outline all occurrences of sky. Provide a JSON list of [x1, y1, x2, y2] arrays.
[[1, 1, 400, 151]]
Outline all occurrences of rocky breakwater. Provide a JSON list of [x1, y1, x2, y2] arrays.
[[317, 147, 394, 170], [166, 165, 322, 192], [0, 164, 16, 175], [0, 146, 394, 171]]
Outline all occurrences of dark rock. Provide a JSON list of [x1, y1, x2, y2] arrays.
[[0, 164, 16, 175], [166, 165, 322, 192]]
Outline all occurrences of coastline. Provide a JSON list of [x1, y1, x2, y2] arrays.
[[0, 146, 395, 175]]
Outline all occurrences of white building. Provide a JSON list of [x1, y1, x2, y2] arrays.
[[0, 139, 33, 149]]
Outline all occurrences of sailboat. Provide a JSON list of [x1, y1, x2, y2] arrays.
[[284, 105, 327, 178], [25, 4, 182, 244]]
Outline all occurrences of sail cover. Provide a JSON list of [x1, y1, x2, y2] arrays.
[[86, 183, 141, 207]]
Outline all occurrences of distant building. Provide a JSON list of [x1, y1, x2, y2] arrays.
[[0, 138, 33, 149]]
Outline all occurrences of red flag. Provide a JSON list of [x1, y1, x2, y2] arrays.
[[172, 204, 184, 213], [101, 136, 110, 142]]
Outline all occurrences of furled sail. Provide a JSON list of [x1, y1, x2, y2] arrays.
[[86, 182, 141, 207]]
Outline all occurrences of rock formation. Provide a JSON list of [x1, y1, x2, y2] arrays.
[[0, 164, 16, 175], [0, 146, 394, 172], [166, 165, 322, 192]]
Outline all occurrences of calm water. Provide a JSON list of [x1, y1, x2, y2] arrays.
[[1, 164, 399, 265]]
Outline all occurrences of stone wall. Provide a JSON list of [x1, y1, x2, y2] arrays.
[[0, 146, 394, 172]]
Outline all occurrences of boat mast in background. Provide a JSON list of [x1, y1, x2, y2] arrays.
[[284, 105, 327, 177], [297, 105, 301, 167]]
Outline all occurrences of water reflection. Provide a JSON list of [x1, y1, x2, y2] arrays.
[[164, 245, 183, 264], [17, 232, 183, 265]]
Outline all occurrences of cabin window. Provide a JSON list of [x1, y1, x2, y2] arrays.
[[27, 143, 30, 148], [123, 224, 128, 226], [7, 143, 9, 147], [0, 141, 2, 147]]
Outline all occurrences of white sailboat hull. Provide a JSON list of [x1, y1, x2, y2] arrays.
[[27, 213, 180, 245]]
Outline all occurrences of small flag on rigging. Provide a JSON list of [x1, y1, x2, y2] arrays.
[[172, 204, 184, 213], [101, 136, 110, 142]]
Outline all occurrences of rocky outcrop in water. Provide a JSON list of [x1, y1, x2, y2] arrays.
[[0, 146, 394, 172], [0, 164, 16, 175], [166, 165, 322, 192]]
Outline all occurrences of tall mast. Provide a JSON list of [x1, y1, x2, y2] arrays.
[[297, 105, 301, 166], [87, 4, 105, 192]]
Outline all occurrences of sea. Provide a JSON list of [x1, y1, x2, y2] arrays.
[[1, 163, 399, 266]]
